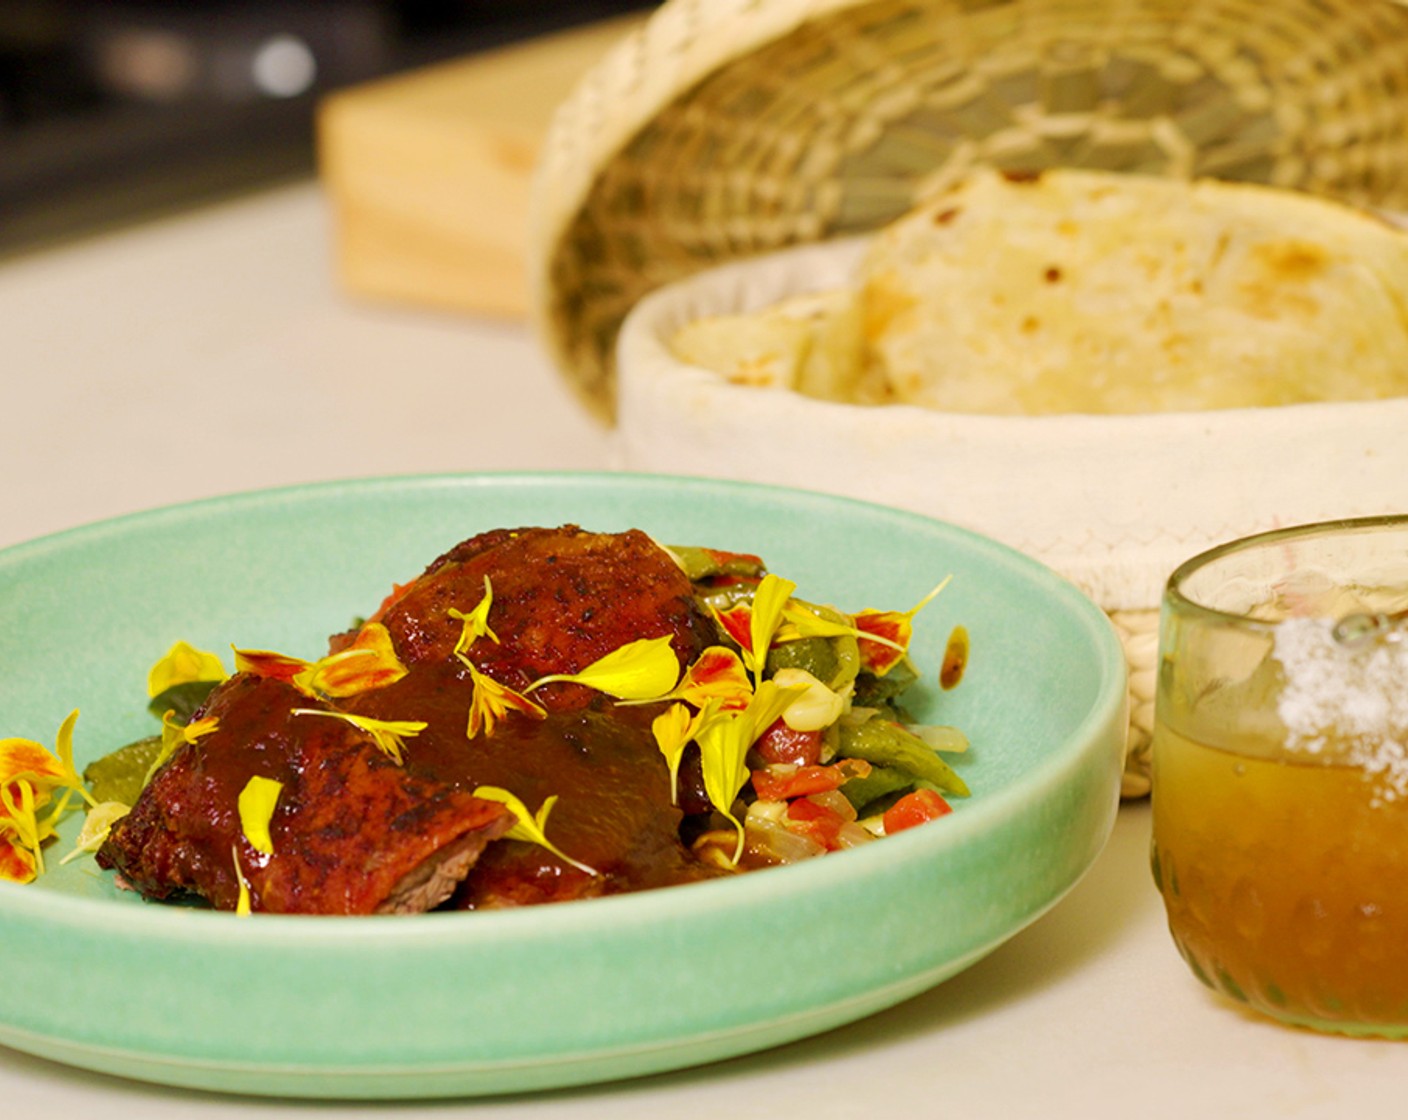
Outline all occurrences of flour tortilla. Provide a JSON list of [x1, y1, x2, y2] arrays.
[[668, 289, 863, 402], [855, 169, 1408, 414]]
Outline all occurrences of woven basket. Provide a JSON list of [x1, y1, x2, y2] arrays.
[[527, 0, 1408, 796]]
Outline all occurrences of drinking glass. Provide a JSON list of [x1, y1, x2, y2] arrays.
[[1151, 515, 1408, 1035]]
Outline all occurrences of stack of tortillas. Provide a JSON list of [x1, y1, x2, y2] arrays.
[[669, 168, 1408, 415], [528, 0, 1408, 795]]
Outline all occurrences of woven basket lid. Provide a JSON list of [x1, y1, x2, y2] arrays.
[[529, 0, 1408, 421]]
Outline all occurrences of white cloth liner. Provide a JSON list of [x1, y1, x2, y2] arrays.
[[615, 236, 1408, 610]]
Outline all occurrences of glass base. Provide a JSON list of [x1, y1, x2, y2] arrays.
[[1174, 930, 1408, 1039]]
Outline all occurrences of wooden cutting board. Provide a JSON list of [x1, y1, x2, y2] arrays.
[[317, 15, 645, 320]]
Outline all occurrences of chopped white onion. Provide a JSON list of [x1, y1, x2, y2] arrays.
[[906, 723, 970, 753], [835, 822, 876, 849], [745, 815, 826, 864], [773, 667, 845, 731], [805, 788, 857, 822]]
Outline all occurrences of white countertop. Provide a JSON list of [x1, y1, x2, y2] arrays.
[[3, 183, 1405, 1119]]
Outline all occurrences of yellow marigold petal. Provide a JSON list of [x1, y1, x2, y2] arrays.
[[148, 641, 227, 698], [449, 576, 499, 655], [293, 622, 408, 699], [693, 713, 752, 866], [777, 602, 903, 652], [143, 711, 220, 789], [52, 709, 96, 808], [746, 575, 796, 681], [652, 704, 692, 804], [692, 679, 809, 866], [291, 708, 424, 764], [232, 845, 252, 916], [237, 775, 283, 857], [184, 715, 220, 743], [472, 785, 597, 876], [651, 701, 718, 806], [525, 636, 681, 701]]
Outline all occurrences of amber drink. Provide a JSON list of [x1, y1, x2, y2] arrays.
[[1151, 516, 1408, 1035]]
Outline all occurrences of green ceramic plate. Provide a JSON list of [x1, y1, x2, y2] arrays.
[[0, 473, 1126, 1099]]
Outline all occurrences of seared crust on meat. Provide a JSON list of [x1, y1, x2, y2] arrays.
[[374, 526, 716, 704], [97, 675, 514, 914]]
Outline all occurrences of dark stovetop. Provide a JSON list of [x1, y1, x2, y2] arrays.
[[0, 0, 658, 255]]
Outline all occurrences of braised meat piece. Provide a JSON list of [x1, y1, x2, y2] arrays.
[[96, 674, 515, 914], [365, 525, 718, 707], [98, 526, 727, 914], [447, 702, 723, 908]]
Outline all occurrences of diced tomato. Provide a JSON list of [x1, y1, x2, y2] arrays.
[[785, 797, 846, 850], [882, 789, 953, 834], [753, 719, 823, 766], [750, 758, 871, 801]]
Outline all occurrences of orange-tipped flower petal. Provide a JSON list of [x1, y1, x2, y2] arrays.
[[233, 647, 307, 683], [0, 779, 44, 882], [853, 614, 909, 676], [464, 662, 546, 740], [239, 625, 407, 700], [711, 577, 797, 682], [674, 647, 753, 710], [855, 578, 951, 677], [3, 711, 95, 816], [292, 622, 407, 699], [0, 834, 37, 883], [0, 713, 100, 883], [712, 604, 753, 651], [0, 737, 65, 791]]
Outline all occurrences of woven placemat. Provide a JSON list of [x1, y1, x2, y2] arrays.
[[531, 0, 1408, 421]]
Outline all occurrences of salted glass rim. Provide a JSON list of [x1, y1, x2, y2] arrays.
[[1164, 513, 1408, 631]]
